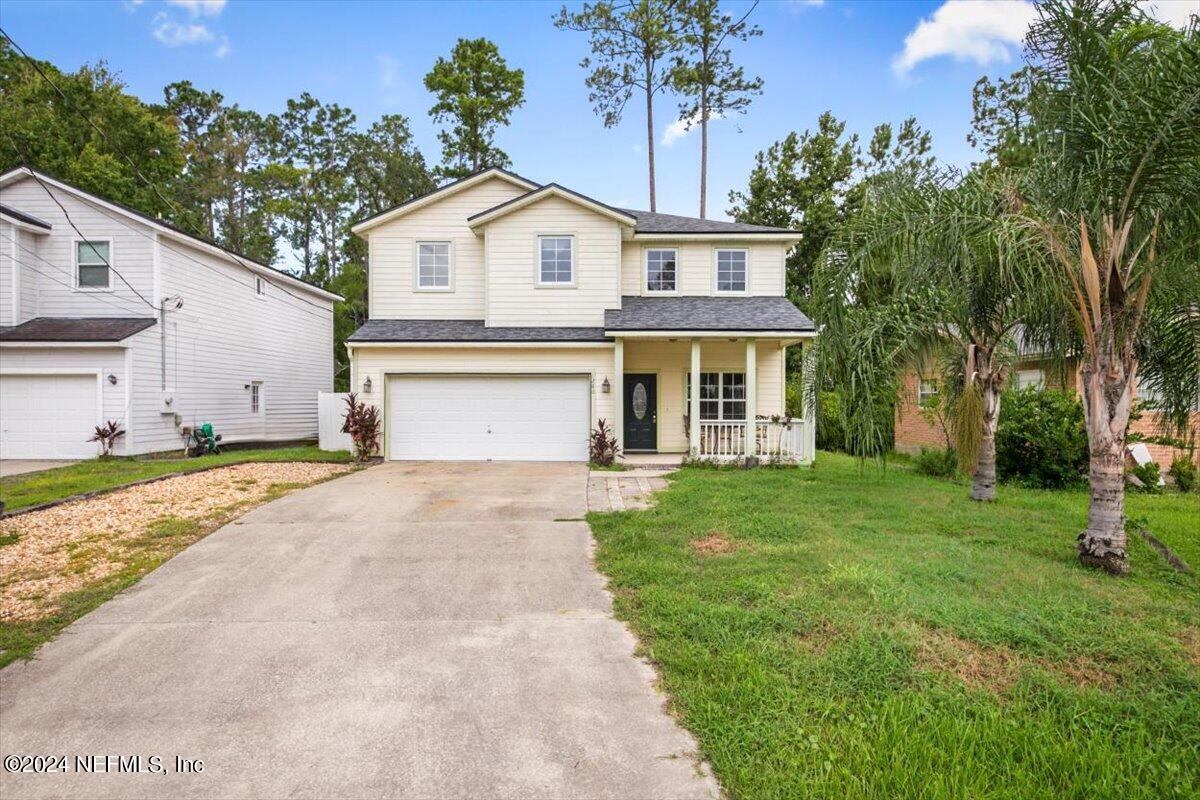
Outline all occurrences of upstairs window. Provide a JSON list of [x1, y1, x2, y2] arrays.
[[715, 249, 747, 293], [918, 378, 938, 406], [76, 240, 111, 289], [538, 236, 574, 285], [646, 248, 677, 292], [417, 242, 452, 289], [686, 372, 747, 421]]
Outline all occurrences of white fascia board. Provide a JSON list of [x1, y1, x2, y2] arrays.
[[468, 186, 637, 230], [0, 341, 131, 349], [346, 340, 615, 349], [606, 330, 817, 340], [350, 169, 539, 235], [632, 233, 801, 243]]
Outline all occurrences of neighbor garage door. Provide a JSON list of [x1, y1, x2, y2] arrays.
[[388, 374, 589, 461], [0, 374, 99, 459]]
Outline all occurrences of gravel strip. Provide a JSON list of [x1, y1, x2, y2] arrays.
[[0, 462, 351, 622]]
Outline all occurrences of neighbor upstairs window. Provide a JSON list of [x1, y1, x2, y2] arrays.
[[918, 378, 938, 406], [646, 248, 677, 292], [686, 372, 747, 421], [538, 236, 574, 285], [76, 240, 111, 289], [1016, 369, 1045, 391], [417, 242, 452, 289], [715, 249, 747, 293]]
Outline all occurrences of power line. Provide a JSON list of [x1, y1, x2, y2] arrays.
[[1, 29, 339, 316]]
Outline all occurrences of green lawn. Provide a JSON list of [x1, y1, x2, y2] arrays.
[[0, 446, 354, 512], [588, 452, 1200, 800]]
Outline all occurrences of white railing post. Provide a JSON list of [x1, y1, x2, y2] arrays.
[[689, 339, 701, 456], [744, 339, 757, 461]]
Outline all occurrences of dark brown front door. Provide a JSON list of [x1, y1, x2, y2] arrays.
[[624, 374, 657, 451]]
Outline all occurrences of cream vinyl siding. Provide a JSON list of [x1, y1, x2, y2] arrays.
[[0, 177, 156, 318], [620, 240, 787, 297], [484, 195, 622, 327], [624, 339, 787, 452], [353, 345, 617, 456], [131, 238, 334, 454], [369, 177, 527, 319]]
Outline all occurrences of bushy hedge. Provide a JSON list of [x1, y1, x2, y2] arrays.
[[913, 447, 959, 478], [995, 388, 1088, 488], [815, 389, 895, 455]]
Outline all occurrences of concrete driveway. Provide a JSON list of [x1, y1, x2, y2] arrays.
[[0, 462, 717, 800], [0, 460, 78, 478]]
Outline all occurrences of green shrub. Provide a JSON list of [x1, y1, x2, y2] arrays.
[[995, 388, 1088, 488], [816, 389, 895, 456], [912, 447, 959, 478], [1167, 456, 1197, 493], [1129, 461, 1163, 493]]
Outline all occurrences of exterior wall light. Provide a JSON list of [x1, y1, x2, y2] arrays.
[[107, 374, 118, 385], [601, 377, 611, 394], [363, 376, 373, 394]]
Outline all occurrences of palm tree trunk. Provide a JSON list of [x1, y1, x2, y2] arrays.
[[1078, 363, 1134, 575], [970, 382, 1000, 501]]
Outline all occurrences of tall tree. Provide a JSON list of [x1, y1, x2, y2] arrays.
[[670, 0, 762, 218], [347, 114, 437, 218], [728, 112, 933, 312], [0, 40, 184, 220], [1018, 0, 1200, 574], [967, 65, 1043, 168], [423, 38, 525, 180], [555, 1, 682, 211]]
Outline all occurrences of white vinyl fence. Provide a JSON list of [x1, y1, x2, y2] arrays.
[[318, 392, 352, 451]]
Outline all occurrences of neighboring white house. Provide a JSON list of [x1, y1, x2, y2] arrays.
[[0, 167, 340, 459], [347, 167, 817, 463]]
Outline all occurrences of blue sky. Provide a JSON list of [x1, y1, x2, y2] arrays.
[[3, 0, 1195, 220]]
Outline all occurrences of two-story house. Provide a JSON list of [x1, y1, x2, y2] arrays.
[[0, 166, 339, 460], [347, 167, 816, 463]]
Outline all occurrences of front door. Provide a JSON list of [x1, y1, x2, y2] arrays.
[[623, 373, 657, 451]]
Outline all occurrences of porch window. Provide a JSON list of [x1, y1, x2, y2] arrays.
[[687, 372, 747, 420], [417, 242, 452, 289], [715, 249, 747, 293], [645, 248, 677, 292], [76, 240, 111, 289], [538, 235, 574, 285]]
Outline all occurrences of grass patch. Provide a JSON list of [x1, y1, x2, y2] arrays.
[[588, 451, 1200, 799], [0, 446, 353, 512], [0, 532, 20, 547], [590, 461, 627, 472]]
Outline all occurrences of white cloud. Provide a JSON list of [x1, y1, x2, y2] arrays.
[[784, 0, 825, 11], [377, 54, 401, 88], [662, 110, 724, 147], [892, 0, 1037, 76], [166, 0, 227, 17], [215, 35, 231, 58], [123, 0, 145, 10], [153, 18, 215, 47], [1139, 1, 1199, 28]]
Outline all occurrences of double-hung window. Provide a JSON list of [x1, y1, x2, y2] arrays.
[[416, 242, 452, 290], [686, 372, 747, 421], [715, 249, 747, 293], [76, 240, 111, 289], [538, 236, 574, 285], [645, 248, 677, 292]]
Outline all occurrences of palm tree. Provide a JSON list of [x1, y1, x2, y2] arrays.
[[813, 168, 1045, 501], [1018, 0, 1200, 574]]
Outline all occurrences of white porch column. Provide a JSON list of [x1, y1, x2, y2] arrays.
[[745, 338, 757, 460], [689, 339, 701, 456], [613, 337, 624, 451]]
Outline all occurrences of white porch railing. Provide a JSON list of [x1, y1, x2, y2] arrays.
[[695, 418, 813, 464]]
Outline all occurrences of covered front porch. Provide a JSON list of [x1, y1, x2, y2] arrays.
[[611, 333, 816, 465]]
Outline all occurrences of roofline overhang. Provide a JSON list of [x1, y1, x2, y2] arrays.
[[606, 329, 818, 339], [0, 167, 342, 303], [0, 211, 52, 234], [346, 339, 615, 349], [631, 232, 801, 242], [0, 340, 133, 348], [468, 184, 638, 230], [351, 168, 540, 235]]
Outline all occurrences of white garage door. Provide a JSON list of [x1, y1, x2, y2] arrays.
[[0, 374, 99, 459], [388, 374, 590, 461]]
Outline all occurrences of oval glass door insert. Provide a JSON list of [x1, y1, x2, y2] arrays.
[[632, 382, 648, 420]]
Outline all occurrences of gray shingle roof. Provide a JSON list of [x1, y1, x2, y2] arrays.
[[347, 319, 608, 343], [0, 317, 156, 342], [604, 296, 815, 332], [620, 209, 796, 235]]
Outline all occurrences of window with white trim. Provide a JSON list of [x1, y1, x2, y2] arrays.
[[918, 378, 938, 406], [76, 240, 111, 289], [538, 236, 574, 284], [715, 249, 747, 293], [250, 382, 263, 414], [686, 372, 747, 421], [645, 248, 677, 292], [417, 242, 452, 289]]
